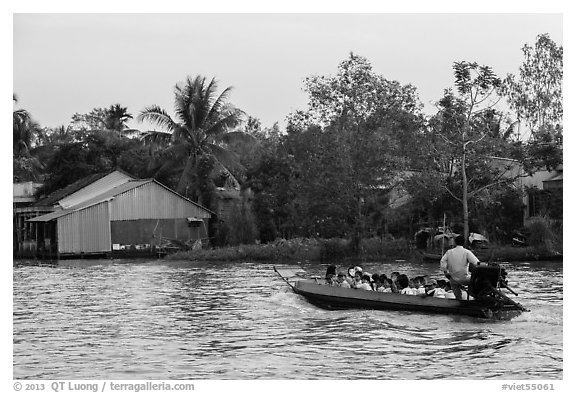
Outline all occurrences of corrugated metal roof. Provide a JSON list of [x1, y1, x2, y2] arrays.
[[34, 168, 135, 207], [34, 172, 109, 207], [28, 208, 72, 222], [28, 179, 214, 222], [544, 173, 563, 182], [58, 170, 134, 209], [28, 180, 149, 222], [72, 179, 151, 209]]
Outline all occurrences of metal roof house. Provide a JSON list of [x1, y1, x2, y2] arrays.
[[21, 170, 213, 259]]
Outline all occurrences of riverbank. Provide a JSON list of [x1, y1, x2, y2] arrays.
[[166, 237, 562, 263]]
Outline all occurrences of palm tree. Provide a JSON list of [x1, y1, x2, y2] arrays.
[[13, 94, 44, 180], [137, 75, 252, 197], [13, 94, 41, 157], [102, 104, 135, 133], [72, 104, 137, 135]]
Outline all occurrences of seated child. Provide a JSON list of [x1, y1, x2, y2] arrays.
[[442, 281, 456, 299], [414, 277, 426, 295], [377, 279, 392, 293], [336, 272, 351, 288], [424, 279, 443, 297], [397, 274, 417, 295], [372, 274, 381, 290], [427, 279, 445, 298], [352, 271, 363, 288], [356, 274, 373, 291], [325, 264, 337, 286], [346, 266, 356, 287]]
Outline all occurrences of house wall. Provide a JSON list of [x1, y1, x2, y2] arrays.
[[57, 201, 111, 254], [519, 169, 562, 223], [110, 218, 208, 246], [520, 169, 558, 189], [109, 182, 211, 221], [35, 181, 212, 256], [13, 182, 43, 203]]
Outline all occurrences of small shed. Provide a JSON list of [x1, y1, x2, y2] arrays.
[[27, 178, 213, 258]]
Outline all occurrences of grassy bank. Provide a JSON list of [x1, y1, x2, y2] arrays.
[[167, 237, 561, 263], [167, 237, 560, 263], [167, 237, 419, 263], [476, 245, 562, 262]]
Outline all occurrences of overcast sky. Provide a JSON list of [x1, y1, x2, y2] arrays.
[[13, 13, 563, 131]]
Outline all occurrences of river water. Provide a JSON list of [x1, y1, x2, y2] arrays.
[[13, 258, 562, 380]]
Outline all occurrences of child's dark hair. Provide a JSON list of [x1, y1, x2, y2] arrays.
[[397, 274, 409, 289], [326, 264, 337, 278]]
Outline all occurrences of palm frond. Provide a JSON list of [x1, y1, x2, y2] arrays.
[[148, 142, 191, 176], [210, 159, 241, 190], [205, 108, 245, 138], [221, 130, 258, 145], [176, 76, 208, 131], [205, 143, 245, 174], [118, 128, 141, 137], [204, 80, 232, 125], [174, 80, 194, 129], [140, 130, 173, 146], [137, 106, 178, 133]]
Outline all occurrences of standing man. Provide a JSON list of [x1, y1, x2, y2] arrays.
[[440, 234, 480, 300]]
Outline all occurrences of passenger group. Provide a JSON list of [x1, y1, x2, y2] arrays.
[[323, 234, 480, 300], [325, 265, 460, 299]]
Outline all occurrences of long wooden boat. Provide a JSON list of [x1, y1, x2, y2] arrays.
[[274, 266, 528, 320]]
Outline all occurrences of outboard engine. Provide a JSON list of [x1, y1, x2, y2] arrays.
[[469, 262, 529, 313], [469, 262, 507, 298]]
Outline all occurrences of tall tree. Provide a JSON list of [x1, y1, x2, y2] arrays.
[[13, 94, 41, 157], [71, 104, 137, 135], [137, 75, 251, 200], [503, 33, 563, 172], [13, 94, 44, 181], [287, 53, 424, 250], [430, 62, 506, 242], [37, 130, 146, 197], [503, 33, 563, 136]]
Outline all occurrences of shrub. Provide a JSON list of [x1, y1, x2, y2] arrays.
[[227, 201, 258, 245], [319, 238, 353, 261], [526, 215, 561, 253], [356, 237, 414, 261]]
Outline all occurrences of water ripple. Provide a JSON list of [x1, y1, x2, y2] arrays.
[[13, 259, 562, 379]]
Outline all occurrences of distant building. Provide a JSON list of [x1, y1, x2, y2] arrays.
[[521, 165, 562, 222], [387, 159, 562, 226], [14, 170, 213, 259], [13, 181, 43, 256]]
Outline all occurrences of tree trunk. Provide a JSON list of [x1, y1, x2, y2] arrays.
[[352, 194, 363, 256], [176, 154, 196, 195], [462, 149, 469, 245]]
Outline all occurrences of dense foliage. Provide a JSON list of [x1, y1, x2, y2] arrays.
[[14, 35, 563, 250]]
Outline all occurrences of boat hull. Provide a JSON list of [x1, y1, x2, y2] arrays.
[[293, 280, 523, 320]]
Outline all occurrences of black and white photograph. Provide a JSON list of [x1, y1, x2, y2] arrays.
[[8, 2, 566, 389]]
